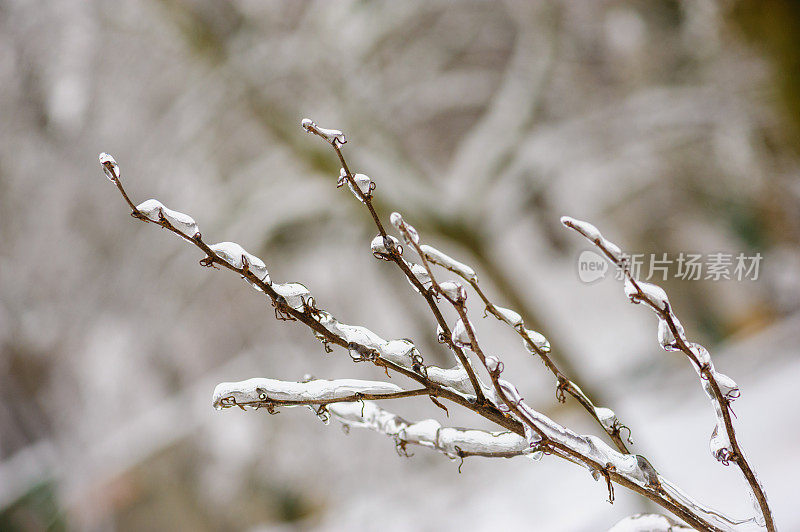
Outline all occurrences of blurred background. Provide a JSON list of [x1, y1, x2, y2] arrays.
[[1, 0, 799, 530]]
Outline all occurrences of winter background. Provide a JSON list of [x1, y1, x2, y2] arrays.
[[1, 1, 799, 530]]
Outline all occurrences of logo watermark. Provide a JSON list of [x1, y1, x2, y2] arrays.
[[577, 250, 608, 283], [576, 251, 762, 284]]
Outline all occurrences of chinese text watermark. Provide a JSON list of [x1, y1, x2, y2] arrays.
[[577, 251, 762, 284]]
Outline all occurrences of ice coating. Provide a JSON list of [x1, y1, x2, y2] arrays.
[[272, 282, 312, 311], [489, 379, 655, 487], [98, 152, 120, 181], [300, 118, 346, 146], [702, 373, 740, 403], [339, 168, 373, 202], [332, 323, 385, 351], [657, 315, 685, 351], [439, 281, 466, 302], [371, 234, 402, 258], [328, 402, 529, 458], [560, 216, 602, 241], [594, 407, 617, 430], [426, 365, 476, 396], [623, 278, 669, 311], [390, 211, 420, 244], [560, 215, 624, 263], [522, 328, 551, 354], [406, 262, 432, 291], [608, 514, 691, 532], [212, 378, 403, 408], [451, 318, 473, 349], [687, 342, 712, 366], [657, 477, 762, 531], [712, 372, 740, 401], [710, 421, 733, 464], [378, 339, 416, 367], [136, 199, 200, 237], [638, 282, 670, 311], [207, 241, 269, 282], [484, 355, 502, 373], [419, 245, 477, 281], [494, 306, 523, 328]]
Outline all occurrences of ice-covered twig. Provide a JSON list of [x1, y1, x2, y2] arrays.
[[212, 377, 422, 410], [297, 124, 731, 531], [410, 231, 633, 453], [561, 216, 774, 531], [302, 119, 487, 404], [102, 126, 754, 531], [328, 401, 532, 462], [96, 153, 514, 433], [389, 214, 725, 528]]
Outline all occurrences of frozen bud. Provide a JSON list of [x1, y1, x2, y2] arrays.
[[135, 199, 201, 237], [657, 316, 684, 351], [687, 342, 712, 367], [451, 318, 473, 349], [494, 306, 523, 329], [345, 172, 373, 202], [639, 282, 669, 311], [523, 423, 542, 449], [560, 216, 601, 242], [594, 407, 617, 431], [371, 234, 402, 259], [300, 118, 346, 146], [713, 372, 740, 402], [99, 152, 120, 181], [497, 379, 523, 408], [484, 355, 502, 374], [390, 212, 419, 244], [522, 328, 550, 354], [709, 424, 733, 464], [209, 242, 248, 269], [408, 263, 432, 291], [272, 282, 312, 311], [439, 281, 466, 302], [379, 339, 416, 366], [624, 279, 669, 311], [390, 212, 403, 228]]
